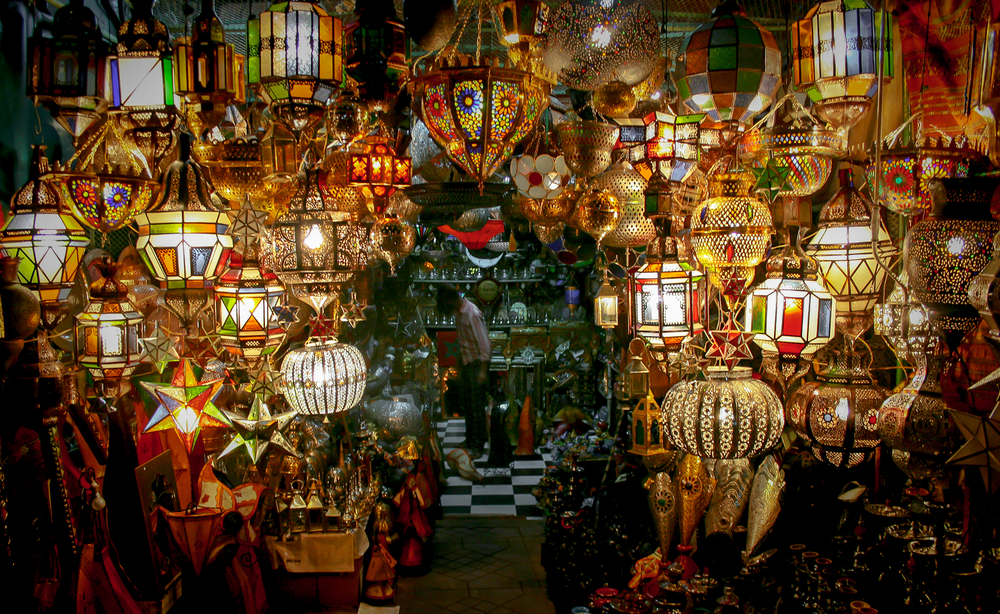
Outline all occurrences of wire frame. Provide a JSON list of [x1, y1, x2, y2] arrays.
[[662, 366, 784, 459], [674, 3, 781, 129], [215, 252, 286, 363], [739, 124, 846, 197], [634, 237, 704, 359], [281, 339, 367, 415]]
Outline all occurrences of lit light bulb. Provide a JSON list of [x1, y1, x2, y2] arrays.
[[909, 308, 926, 326], [946, 236, 966, 256], [835, 398, 850, 422], [303, 223, 325, 250], [591, 24, 612, 48], [175, 405, 200, 433]]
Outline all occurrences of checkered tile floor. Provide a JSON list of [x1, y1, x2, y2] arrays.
[[436, 419, 552, 517]]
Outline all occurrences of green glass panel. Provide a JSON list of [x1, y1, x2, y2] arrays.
[[710, 27, 737, 46], [739, 26, 762, 47], [736, 70, 762, 92], [751, 295, 767, 334], [708, 46, 738, 71]]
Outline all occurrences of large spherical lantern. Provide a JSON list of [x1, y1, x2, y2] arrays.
[[594, 161, 655, 249], [661, 366, 784, 459], [281, 340, 367, 416], [674, 2, 781, 131]]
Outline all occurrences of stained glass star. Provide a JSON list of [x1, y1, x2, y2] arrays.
[[184, 322, 223, 365], [340, 300, 367, 329], [141, 322, 175, 374], [141, 358, 231, 453], [218, 395, 300, 465], [244, 366, 283, 401], [947, 409, 1000, 493], [706, 327, 755, 370], [227, 197, 270, 253], [274, 301, 302, 327], [749, 159, 791, 204], [310, 312, 338, 340], [718, 273, 750, 310]]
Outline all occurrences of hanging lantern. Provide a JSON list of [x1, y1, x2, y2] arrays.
[[1, 148, 88, 331], [142, 358, 229, 453], [569, 187, 621, 246], [108, 0, 179, 167], [622, 339, 651, 400], [344, 0, 410, 108], [689, 170, 773, 296], [630, 392, 664, 456], [347, 135, 412, 214], [787, 340, 884, 468], [969, 229, 1000, 339], [75, 259, 145, 395], [215, 252, 286, 364], [805, 168, 895, 337], [662, 366, 784, 459], [557, 121, 619, 179], [739, 122, 846, 198], [874, 271, 931, 363], [196, 136, 270, 208], [594, 276, 619, 329], [633, 235, 704, 362], [511, 154, 570, 201], [26, 0, 109, 144], [281, 339, 367, 416], [792, 0, 893, 130], [173, 0, 246, 134], [495, 0, 547, 51], [595, 161, 655, 249], [248, 0, 344, 135], [639, 111, 703, 184], [674, 2, 781, 131], [373, 216, 416, 273]]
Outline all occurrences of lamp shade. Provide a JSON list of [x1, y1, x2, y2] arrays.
[[215, 252, 286, 363], [281, 339, 367, 415], [75, 259, 144, 383], [135, 139, 234, 289], [674, 1, 781, 129], [662, 366, 784, 459], [347, 135, 412, 210], [634, 235, 704, 360], [108, 0, 174, 112], [510, 154, 570, 201], [739, 123, 846, 197], [865, 141, 982, 217], [639, 111, 703, 186]]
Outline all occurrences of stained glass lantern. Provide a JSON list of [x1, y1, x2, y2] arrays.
[[634, 235, 704, 362], [690, 170, 774, 296], [662, 366, 784, 459], [409, 52, 551, 185], [805, 168, 893, 336], [215, 252, 286, 364], [629, 392, 664, 456], [108, 0, 179, 167], [792, 0, 894, 130], [674, 1, 782, 130], [347, 135, 412, 214], [595, 276, 619, 328], [511, 154, 570, 200], [557, 121, 619, 178], [640, 112, 703, 184], [747, 234, 836, 360], [786, 342, 885, 468], [542, 1, 660, 92], [26, 0, 109, 144], [173, 0, 246, 134], [0, 148, 88, 331], [75, 260, 144, 395], [248, 0, 344, 135], [344, 0, 410, 108], [595, 161, 655, 249], [281, 339, 367, 415], [739, 122, 847, 197], [135, 138, 234, 290]]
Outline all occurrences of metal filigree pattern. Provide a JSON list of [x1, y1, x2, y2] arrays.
[[646, 469, 678, 556], [557, 121, 619, 178], [705, 459, 754, 535], [906, 219, 1000, 306], [676, 454, 715, 548], [745, 456, 784, 560]]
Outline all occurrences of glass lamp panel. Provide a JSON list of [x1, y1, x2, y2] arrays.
[[100, 323, 124, 357], [116, 56, 167, 109]]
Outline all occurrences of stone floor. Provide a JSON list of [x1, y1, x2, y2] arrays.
[[395, 516, 555, 614]]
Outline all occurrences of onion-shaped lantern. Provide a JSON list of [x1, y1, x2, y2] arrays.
[[675, 1, 781, 131], [874, 271, 931, 363], [281, 339, 367, 416], [634, 235, 704, 362], [409, 53, 550, 184], [662, 366, 784, 459], [792, 0, 893, 130], [215, 252, 286, 365], [568, 186, 621, 246], [739, 121, 847, 197], [595, 161, 655, 249], [1, 148, 88, 331]]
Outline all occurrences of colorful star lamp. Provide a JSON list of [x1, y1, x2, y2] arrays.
[[26, 0, 109, 144], [173, 0, 246, 134], [135, 138, 233, 290], [142, 358, 230, 453], [218, 395, 299, 465], [409, 53, 550, 185], [633, 235, 704, 362], [75, 259, 145, 394], [347, 135, 412, 213], [281, 338, 367, 416], [215, 252, 286, 364], [792, 0, 894, 130], [248, 0, 344, 135], [674, 1, 782, 130], [0, 148, 88, 331]]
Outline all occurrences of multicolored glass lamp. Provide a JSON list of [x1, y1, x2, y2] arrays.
[[173, 0, 246, 134], [634, 235, 704, 363], [215, 251, 286, 365], [792, 0, 894, 130], [248, 0, 344, 136], [635, 111, 703, 231], [26, 0, 109, 145], [75, 259, 145, 398], [1, 148, 88, 331], [347, 135, 412, 215]]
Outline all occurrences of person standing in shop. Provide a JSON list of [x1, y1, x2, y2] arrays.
[[437, 284, 491, 458]]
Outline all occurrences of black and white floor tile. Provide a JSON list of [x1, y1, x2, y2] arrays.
[[436, 419, 552, 518]]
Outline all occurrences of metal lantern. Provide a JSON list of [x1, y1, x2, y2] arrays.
[[786, 343, 884, 468], [969, 231, 1000, 339], [248, 0, 344, 134], [662, 366, 784, 459], [215, 252, 286, 364], [281, 339, 367, 416], [372, 216, 415, 274], [874, 271, 931, 363], [792, 0, 893, 130], [634, 235, 704, 361], [173, 0, 245, 134], [638, 111, 703, 184], [26, 0, 109, 143], [344, 0, 410, 107], [347, 135, 412, 213], [595, 277, 619, 329], [805, 169, 894, 334], [630, 392, 664, 456], [622, 339, 651, 400], [409, 53, 550, 184], [569, 187, 621, 246], [368, 396, 423, 440], [510, 154, 570, 201], [75, 259, 144, 390], [495, 0, 547, 49], [739, 122, 847, 197], [0, 148, 88, 331], [596, 161, 655, 249], [675, 1, 781, 130], [196, 137, 270, 208], [135, 138, 234, 290], [557, 121, 619, 178]]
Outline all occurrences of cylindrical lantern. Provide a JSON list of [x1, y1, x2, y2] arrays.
[[215, 252, 286, 364], [634, 235, 704, 361], [1, 148, 89, 331], [76, 259, 144, 391], [662, 366, 784, 459], [595, 161, 655, 249], [281, 339, 367, 415]]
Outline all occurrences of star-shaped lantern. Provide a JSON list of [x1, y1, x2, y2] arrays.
[[218, 395, 300, 465], [749, 159, 791, 205], [141, 322, 176, 374], [245, 366, 283, 402], [227, 197, 270, 254], [947, 409, 1000, 493], [340, 300, 367, 328], [274, 301, 302, 327], [706, 325, 755, 371], [142, 359, 231, 453]]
